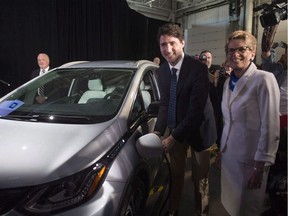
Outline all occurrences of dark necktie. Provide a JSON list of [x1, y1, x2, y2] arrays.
[[167, 68, 177, 129], [38, 70, 45, 96]]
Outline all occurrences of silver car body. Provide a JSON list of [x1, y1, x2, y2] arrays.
[[0, 60, 168, 216]]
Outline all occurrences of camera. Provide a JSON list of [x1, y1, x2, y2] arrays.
[[253, 0, 287, 28], [219, 67, 226, 77], [209, 65, 226, 77], [199, 54, 207, 61]]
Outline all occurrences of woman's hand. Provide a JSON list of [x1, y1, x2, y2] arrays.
[[247, 161, 265, 190], [247, 168, 264, 189]]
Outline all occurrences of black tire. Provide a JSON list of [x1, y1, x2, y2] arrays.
[[119, 177, 147, 216]]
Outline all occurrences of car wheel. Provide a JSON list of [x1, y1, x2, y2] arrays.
[[119, 177, 147, 216]]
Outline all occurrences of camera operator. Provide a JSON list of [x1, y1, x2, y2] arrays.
[[200, 50, 223, 87], [254, 0, 287, 28], [199, 50, 227, 148], [261, 22, 287, 216]]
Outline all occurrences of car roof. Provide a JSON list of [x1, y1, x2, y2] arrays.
[[58, 60, 157, 69]]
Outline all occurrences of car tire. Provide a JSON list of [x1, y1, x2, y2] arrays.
[[119, 177, 147, 216]]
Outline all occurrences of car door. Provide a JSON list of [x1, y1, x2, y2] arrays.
[[127, 68, 169, 216]]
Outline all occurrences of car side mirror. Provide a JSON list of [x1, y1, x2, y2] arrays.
[[147, 101, 159, 117], [136, 133, 162, 158]]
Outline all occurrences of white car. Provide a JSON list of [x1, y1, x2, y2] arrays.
[[0, 60, 169, 216]]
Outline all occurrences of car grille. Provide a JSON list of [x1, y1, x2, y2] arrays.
[[0, 187, 31, 214]]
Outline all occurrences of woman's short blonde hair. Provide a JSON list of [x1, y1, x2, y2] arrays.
[[225, 30, 257, 54]]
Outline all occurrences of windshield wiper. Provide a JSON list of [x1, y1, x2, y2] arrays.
[[1, 114, 92, 123]]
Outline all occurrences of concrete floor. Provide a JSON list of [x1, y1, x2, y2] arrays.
[[162, 148, 271, 216], [159, 147, 230, 216], [177, 153, 230, 216]]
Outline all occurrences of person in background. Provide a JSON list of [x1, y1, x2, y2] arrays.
[[153, 57, 161, 80], [192, 54, 200, 60], [31, 53, 50, 78], [222, 60, 233, 76], [199, 50, 220, 76], [31, 53, 50, 103], [261, 23, 287, 216], [219, 30, 280, 216], [153, 56, 161, 65], [200, 50, 226, 148], [154, 23, 216, 216]]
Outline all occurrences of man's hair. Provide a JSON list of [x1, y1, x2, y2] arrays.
[[38, 53, 50, 61], [157, 23, 184, 43], [200, 50, 212, 56], [225, 30, 257, 54]]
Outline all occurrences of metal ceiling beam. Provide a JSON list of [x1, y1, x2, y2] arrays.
[[127, 0, 174, 21], [126, 0, 225, 19], [176, 0, 228, 14], [127, 0, 271, 20]]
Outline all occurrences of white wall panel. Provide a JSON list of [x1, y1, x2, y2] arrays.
[[185, 5, 230, 65]]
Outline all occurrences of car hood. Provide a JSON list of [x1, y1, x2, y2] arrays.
[[0, 119, 120, 189]]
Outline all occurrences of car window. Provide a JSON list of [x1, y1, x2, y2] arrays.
[[140, 69, 160, 105], [0, 68, 134, 123], [129, 90, 145, 127], [127, 69, 159, 129]]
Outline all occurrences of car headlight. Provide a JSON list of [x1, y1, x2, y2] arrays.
[[14, 138, 126, 215], [20, 163, 106, 215]]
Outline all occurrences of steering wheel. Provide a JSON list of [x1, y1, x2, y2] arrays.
[[104, 92, 122, 99]]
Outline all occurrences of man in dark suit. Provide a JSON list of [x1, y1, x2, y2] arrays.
[[154, 23, 216, 216], [31, 53, 50, 79], [31, 53, 50, 103]]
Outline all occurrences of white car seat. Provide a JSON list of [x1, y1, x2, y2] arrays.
[[140, 81, 151, 111], [78, 79, 106, 103]]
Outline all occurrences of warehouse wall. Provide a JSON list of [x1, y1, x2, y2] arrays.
[[182, 4, 287, 66]]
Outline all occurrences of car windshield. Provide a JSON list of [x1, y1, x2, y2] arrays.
[[0, 68, 134, 123]]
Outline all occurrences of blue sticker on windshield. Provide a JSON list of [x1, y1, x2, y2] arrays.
[[0, 100, 24, 116]]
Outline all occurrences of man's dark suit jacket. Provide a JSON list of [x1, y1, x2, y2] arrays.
[[31, 67, 50, 79], [31, 69, 41, 79], [30, 67, 65, 101], [154, 54, 214, 151]]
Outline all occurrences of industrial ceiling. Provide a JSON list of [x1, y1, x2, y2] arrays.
[[126, 0, 274, 21]]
